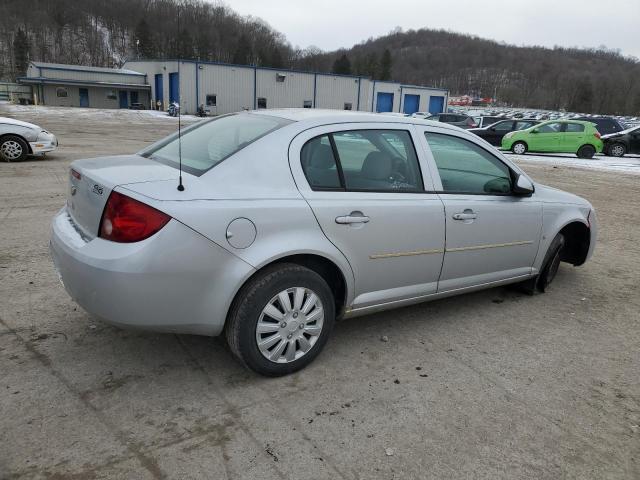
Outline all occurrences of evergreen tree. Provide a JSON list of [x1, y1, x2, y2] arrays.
[[233, 34, 253, 65], [177, 29, 195, 59], [332, 54, 351, 75], [270, 48, 284, 68], [134, 19, 155, 58], [379, 48, 392, 80], [364, 52, 378, 79], [13, 28, 30, 78]]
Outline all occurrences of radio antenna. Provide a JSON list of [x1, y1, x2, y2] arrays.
[[176, 8, 185, 192]]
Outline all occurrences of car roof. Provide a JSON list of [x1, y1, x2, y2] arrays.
[[249, 108, 463, 132]]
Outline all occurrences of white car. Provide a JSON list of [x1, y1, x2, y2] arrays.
[[0, 117, 58, 161]]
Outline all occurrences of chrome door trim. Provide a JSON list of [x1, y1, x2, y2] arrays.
[[446, 240, 534, 253], [369, 248, 444, 259]]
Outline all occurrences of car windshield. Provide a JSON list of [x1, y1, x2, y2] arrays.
[[143, 113, 292, 175]]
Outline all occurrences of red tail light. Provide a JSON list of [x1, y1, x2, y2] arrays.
[[99, 191, 171, 243], [70, 168, 81, 180], [594, 132, 601, 139]]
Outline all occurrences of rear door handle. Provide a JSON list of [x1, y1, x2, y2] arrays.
[[336, 214, 370, 224], [452, 212, 477, 220]]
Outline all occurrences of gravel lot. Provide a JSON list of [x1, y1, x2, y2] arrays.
[[1, 106, 639, 479]]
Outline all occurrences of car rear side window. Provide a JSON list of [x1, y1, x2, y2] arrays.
[[493, 121, 514, 131], [301, 130, 423, 193], [300, 135, 341, 189], [566, 123, 585, 133], [424, 132, 512, 194]]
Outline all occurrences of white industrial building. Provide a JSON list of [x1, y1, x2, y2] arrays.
[[19, 62, 151, 109], [16, 59, 448, 116], [124, 59, 448, 116]]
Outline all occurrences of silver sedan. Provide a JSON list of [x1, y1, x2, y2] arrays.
[[0, 117, 58, 161], [50, 110, 597, 376]]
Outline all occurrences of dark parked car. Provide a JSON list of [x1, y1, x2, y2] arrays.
[[574, 117, 625, 136], [468, 119, 540, 146], [428, 113, 477, 129], [473, 116, 504, 128], [601, 125, 640, 157]]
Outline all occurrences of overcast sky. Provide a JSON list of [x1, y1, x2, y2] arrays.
[[219, 0, 640, 59]]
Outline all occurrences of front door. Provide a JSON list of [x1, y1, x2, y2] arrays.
[[119, 91, 128, 108], [130, 91, 139, 105], [79, 88, 89, 107], [419, 130, 542, 291], [528, 122, 563, 152], [629, 129, 640, 154], [289, 124, 445, 309], [486, 120, 515, 146]]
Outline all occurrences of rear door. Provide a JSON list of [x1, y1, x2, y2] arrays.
[[485, 120, 515, 146], [629, 129, 640, 154], [289, 123, 445, 309], [416, 128, 542, 291], [561, 122, 587, 153]]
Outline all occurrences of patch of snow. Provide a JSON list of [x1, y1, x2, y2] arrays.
[[504, 152, 640, 175]]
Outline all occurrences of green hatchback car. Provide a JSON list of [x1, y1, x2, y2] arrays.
[[502, 120, 603, 158]]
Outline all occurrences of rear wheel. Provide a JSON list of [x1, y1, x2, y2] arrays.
[[577, 145, 596, 159], [511, 141, 527, 155], [0, 135, 29, 162], [225, 263, 335, 376], [607, 143, 626, 157]]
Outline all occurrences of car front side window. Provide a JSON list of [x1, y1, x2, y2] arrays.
[[424, 132, 512, 195]]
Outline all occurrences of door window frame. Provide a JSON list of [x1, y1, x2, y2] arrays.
[[416, 126, 528, 197], [289, 123, 439, 198]]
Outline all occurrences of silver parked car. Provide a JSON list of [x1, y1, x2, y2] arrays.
[[0, 117, 58, 161], [50, 110, 596, 376]]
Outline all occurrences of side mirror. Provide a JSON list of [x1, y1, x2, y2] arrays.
[[531, 129, 539, 134], [513, 174, 535, 196]]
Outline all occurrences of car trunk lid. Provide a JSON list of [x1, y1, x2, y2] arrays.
[[66, 154, 178, 239]]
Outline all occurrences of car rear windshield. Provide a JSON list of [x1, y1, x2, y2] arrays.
[[143, 113, 292, 176]]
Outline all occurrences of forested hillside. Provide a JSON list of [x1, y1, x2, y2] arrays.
[[2, 0, 639, 114]]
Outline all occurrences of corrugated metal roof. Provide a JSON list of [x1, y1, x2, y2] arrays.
[[30, 62, 145, 76]]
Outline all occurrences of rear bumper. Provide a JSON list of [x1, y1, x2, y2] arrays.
[[50, 207, 254, 336]]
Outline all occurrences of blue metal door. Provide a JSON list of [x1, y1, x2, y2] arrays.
[[376, 92, 394, 112], [119, 91, 128, 108], [428, 96, 445, 114], [154, 74, 164, 106], [169, 72, 179, 104], [403, 94, 420, 114], [79, 88, 89, 107]]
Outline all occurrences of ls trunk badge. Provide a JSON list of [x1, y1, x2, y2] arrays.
[[92, 184, 104, 195]]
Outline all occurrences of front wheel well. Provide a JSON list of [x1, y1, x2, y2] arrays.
[[558, 221, 590, 266], [0, 134, 33, 154]]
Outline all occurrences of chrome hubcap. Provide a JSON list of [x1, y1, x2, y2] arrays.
[[1, 140, 23, 160], [611, 145, 624, 157], [256, 287, 324, 363], [513, 143, 525, 154]]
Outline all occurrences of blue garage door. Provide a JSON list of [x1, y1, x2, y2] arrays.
[[79, 88, 89, 107], [119, 91, 128, 108], [376, 92, 394, 112], [403, 94, 420, 114], [154, 74, 164, 106], [428, 96, 445, 114], [169, 72, 179, 104]]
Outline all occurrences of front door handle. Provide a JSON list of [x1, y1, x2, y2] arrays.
[[452, 211, 477, 221], [336, 213, 370, 224]]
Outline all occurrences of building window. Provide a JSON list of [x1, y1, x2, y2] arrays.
[[303, 100, 312, 108], [276, 73, 286, 83], [206, 94, 217, 107], [56, 87, 68, 98], [106, 90, 117, 100], [344, 102, 352, 110], [257, 97, 267, 109]]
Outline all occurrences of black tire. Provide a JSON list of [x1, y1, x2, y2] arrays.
[[577, 145, 596, 159], [0, 135, 29, 162], [536, 233, 565, 293], [225, 263, 335, 376], [511, 141, 528, 155], [607, 143, 626, 158]]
